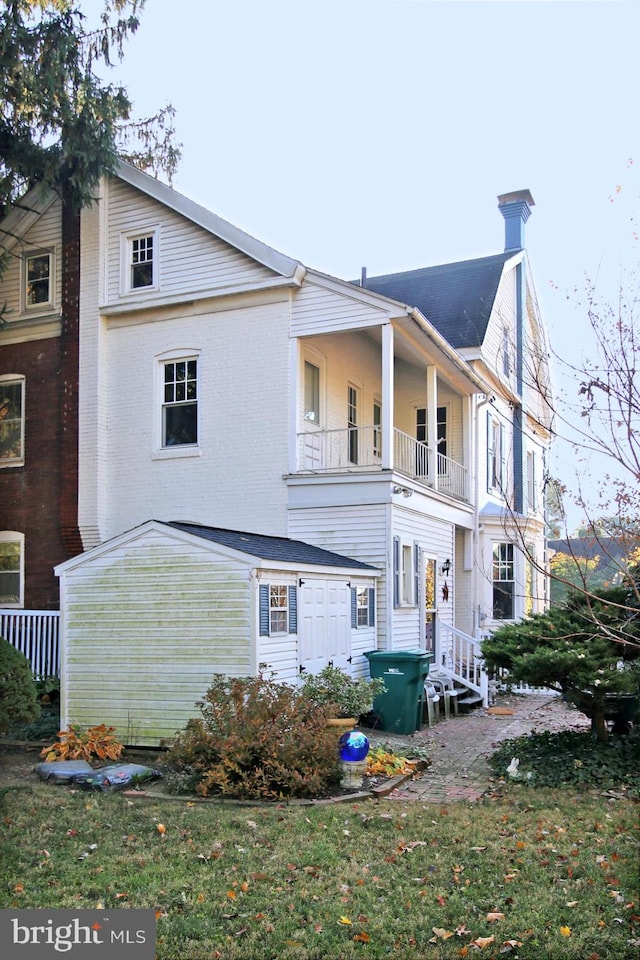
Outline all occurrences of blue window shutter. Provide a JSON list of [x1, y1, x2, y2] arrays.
[[288, 585, 297, 634], [393, 536, 400, 608], [487, 410, 493, 491], [259, 584, 270, 636], [351, 587, 357, 628], [368, 587, 375, 626]]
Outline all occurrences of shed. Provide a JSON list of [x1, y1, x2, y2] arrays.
[[55, 521, 379, 746]]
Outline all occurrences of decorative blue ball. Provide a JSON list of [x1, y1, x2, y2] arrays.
[[339, 730, 370, 762]]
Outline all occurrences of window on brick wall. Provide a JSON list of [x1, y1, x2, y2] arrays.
[[0, 532, 23, 607], [0, 376, 25, 466], [162, 359, 198, 447]]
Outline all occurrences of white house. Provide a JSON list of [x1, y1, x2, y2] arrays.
[[31, 163, 550, 744]]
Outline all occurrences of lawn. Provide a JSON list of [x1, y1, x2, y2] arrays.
[[0, 781, 638, 959]]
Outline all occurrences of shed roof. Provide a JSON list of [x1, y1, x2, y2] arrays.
[[167, 522, 377, 571], [360, 251, 515, 349]]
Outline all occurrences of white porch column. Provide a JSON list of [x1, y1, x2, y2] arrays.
[[289, 336, 299, 474], [426, 364, 438, 490], [381, 322, 394, 470]]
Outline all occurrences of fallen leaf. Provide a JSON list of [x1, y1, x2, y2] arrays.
[[565, 900, 579, 908], [156, 824, 166, 836], [338, 916, 352, 925], [431, 927, 454, 940], [226, 890, 237, 901], [486, 912, 505, 922], [471, 936, 495, 948], [353, 932, 370, 943], [560, 925, 571, 937]]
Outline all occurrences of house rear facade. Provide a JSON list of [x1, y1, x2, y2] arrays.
[[2, 163, 553, 740]]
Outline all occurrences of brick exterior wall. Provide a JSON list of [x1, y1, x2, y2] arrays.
[[0, 337, 66, 609]]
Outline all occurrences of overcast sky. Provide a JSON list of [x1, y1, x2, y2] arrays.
[[113, 0, 640, 530]]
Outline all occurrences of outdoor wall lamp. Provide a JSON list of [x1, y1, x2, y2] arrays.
[[392, 485, 413, 498], [440, 558, 451, 576]]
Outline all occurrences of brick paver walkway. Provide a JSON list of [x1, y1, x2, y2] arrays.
[[368, 693, 590, 803]]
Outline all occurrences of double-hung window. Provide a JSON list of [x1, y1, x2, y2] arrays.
[[24, 252, 53, 309], [162, 359, 198, 447], [0, 533, 23, 607], [122, 228, 158, 293], [0, 377, 25, 466], [351, 586, 375, 628], [492, 542, 515, 620]]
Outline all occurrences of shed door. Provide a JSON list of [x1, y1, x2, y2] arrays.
[[298, 579, 351, 675]]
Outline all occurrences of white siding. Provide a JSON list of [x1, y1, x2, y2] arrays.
[[105, 178, 275, 304], [482, 268, 516, 386], [288, 503, 388, 666], [60, 531, 253, 746], [1, 197, 62, 329], [292, 280, 388, 336]]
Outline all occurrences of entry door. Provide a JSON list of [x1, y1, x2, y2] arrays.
[[298, 579, 351, 676]]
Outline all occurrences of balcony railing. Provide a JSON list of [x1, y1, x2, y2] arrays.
[[297, 426, 468, 502]]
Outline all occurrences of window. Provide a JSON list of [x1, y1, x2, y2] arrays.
[[122, 228, 158, 293], [525, 543, 535, 616], [269, 585, 288, 634], [162, 359, 198, 446], [259, 583, 297, 636], [0, 534, 23, 606], [502, 326, 511, 377], [492, 542, 515, 620], [0, 377, 24, 465], [487, 414, 506, 492], [348, 384, 358, 464], [394, 537, 417, 607], [527, 450, 537, 512], [25, 252, 52, 308], [373, 400, 381, 458], [131, 235, 154, 288], [424, 556, 436, 653], [352, 586, 375, 628], [304, 361, 320, 423]]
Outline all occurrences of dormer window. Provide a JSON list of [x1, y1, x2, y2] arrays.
[[24, 251, 53, 309], [122, 227, 159, 293]]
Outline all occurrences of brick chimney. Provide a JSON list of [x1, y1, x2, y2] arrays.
[[497, 189, 535, 251]]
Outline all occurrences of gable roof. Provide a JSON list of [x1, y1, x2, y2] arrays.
[[359, 251, 516, 349], [115, 161, 304, 282], [167, 522, 377, 570]]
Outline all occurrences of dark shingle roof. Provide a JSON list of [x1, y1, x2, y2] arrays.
[[166, 522, 376, 571], [360, 252, 514, 349]]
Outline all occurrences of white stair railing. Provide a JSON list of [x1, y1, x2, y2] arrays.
[[436, 622, 489, 706]]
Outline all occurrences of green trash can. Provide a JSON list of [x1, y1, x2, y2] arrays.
[[364, 650, 432, 734]]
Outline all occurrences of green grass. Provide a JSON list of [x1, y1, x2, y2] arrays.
[[1, 784, 638, 959]]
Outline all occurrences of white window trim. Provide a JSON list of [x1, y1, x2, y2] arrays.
[[152, 349, 201, 460], [0, 531, 24, 608], [22, 249, 55, 314], [0, 374, 25, 468], [120, 225, 160, 296]]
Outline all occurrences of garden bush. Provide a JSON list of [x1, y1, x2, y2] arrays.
[[0, 636, 40, 737], [165, 670, 342, 800]]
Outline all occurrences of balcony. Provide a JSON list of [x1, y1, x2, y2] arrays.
[[296, 426, 468, 502]]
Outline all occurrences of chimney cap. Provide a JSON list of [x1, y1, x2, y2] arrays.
[[497, 189, 535, 208]]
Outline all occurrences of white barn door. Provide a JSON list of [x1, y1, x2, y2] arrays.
[[298, 579, 351, 676]]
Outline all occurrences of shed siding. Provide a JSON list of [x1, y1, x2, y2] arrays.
[[62, 533, 252, 746], [292, 281, 388, 336], [105, 178, 275, 304]]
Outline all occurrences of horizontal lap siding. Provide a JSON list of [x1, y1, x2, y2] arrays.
[[288, 504, 388, 659], [63, 536, 252, 746], [292, 283, 387, 336], [106, 179, 274, 303], [2, 198, 62, 321]]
